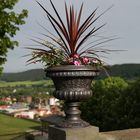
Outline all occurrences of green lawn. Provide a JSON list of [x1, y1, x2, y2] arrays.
[[0, 113, 40, 140], [0, 80, 53, 88]]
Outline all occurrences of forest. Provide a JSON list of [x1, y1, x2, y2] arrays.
[[81, 77, 140, 131]]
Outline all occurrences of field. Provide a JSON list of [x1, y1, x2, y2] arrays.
[[0, 80, 53, 88], [0, 113, 40, 140]]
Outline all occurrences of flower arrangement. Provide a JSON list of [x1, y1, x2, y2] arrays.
[[27, 0, 115, 68], [26, 0, 120, 128]]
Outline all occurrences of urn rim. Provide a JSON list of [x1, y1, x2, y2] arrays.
[[45, 65, 100, 72]]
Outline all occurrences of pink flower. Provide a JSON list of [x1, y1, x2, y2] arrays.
[[82, 57, 90, 64], [74, 60, 81, 66]]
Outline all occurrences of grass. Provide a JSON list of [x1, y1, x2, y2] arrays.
[[0, 80, 53, 88], [0, 113, 41, 140]]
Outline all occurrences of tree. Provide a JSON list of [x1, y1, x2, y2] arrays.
[[81, 77, 128, 131], [116, 79, 140, 129], [0, 0, 28, 75]]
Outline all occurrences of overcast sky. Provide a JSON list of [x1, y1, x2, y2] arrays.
[[3, 0, 140, 72]]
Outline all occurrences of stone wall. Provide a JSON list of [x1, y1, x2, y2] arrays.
[[102, 128, 140, 140]]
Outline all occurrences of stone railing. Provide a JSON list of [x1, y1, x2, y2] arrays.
[[102, 128, 140, 140]]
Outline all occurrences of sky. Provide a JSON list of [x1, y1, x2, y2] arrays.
[[3, 0, 140, 72]]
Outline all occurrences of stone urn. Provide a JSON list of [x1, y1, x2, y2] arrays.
[[46, 65, 99, 128]]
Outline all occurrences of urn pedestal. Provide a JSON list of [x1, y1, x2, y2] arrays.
[[45, 65, 99, 128]]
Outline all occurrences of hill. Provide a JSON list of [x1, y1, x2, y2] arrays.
[[0, 64, 140, 81], [0, 69, 46, 82], [107, 64, 140, 79]]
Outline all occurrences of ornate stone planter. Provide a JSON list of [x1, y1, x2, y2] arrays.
[[46, 65, 99, 128]]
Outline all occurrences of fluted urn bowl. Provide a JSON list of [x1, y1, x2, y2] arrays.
[[46, 65, 99, 128]]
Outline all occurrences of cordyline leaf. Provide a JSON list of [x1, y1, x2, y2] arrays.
[[84, 5, 114, 36], [30, 0, 116, 67], [75, 5, 113, 50], [22, 54, 32, 57], [26, 59, 43, 66], [65, 2, 70, 32], [26, 62, 36, 66], [26, 47, 53, 53], [36, 1, 64, 34], [76, 23, 106, 53], [49, 0, 69, 42], [80, 12, 96, 35], [36, 1, 70, 52], [64, 2, 83, 53], [40, 33, 69, 58], [73, 7, 77, 42], [71, 5, 75, 54], [76, 27, 96, 52], [69, 6, 73, 48], [29, 39, 54, 50], [96, 5, 114, 22], [79, 37, 118, 56], [87, 50, 110, 55], [85, 36, 116, 47], [47, 15, 70, 55], [34, 51, 60, 58], [76, 8, 98, 39], [77, 3, 83, 29], [81, 7, 109, 34], [83, 37, 119, 53], [37, 21, 57, 38], [30, 35, 47, 43], [26, 54, 42, 63], [82, 51, 100, 58], [40, 33, 62, 47]]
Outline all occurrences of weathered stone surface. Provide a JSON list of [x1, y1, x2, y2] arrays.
[[98, 134, 116, 140], [48, 125, 115, 140], [103, 128, 140, 140], [48, 125, 99, 140]]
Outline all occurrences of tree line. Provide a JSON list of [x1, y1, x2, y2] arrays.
[[1, 64, 140, 82], [81, 77, 140, 131]]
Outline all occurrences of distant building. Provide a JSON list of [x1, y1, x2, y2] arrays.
[[0, 105, 9, 111], [49, 97, 59, 106], [26, 96, 32, 104], [15, 110, 37, 119], [4, 103, 29, 114], [1, 97, 12, 104]]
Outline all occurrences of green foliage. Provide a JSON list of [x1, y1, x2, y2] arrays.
[[81, 77, 129, 131], [0, 101, 7, 105], [0, 80, 54, 99], [0, 80, 53, 88], [0, 113, 40, 140], [116, 79, 140, 129], [29, 45, 65, 67], [0, 0, 28, 75], [81, 77, 140, 131], [100, 64, 140, 80]]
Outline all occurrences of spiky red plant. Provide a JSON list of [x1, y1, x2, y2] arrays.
[[27, 0, 116, 66]]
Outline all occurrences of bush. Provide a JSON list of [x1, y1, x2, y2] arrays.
[[0, 101, 7, 105], [116, 79, 140, 129], [81, 77, 128, 131]]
